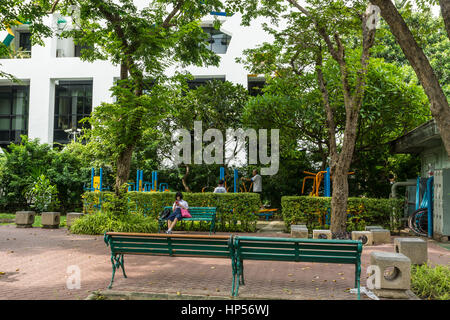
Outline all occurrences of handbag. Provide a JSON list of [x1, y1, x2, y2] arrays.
[[181, 208, 192, 218]]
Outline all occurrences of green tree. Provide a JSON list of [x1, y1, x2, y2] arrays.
[[370, 0, 450, 160], [158, 79, 249, 192], [55, 0, 228, 200]]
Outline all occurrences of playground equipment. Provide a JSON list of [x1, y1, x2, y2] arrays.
[[301, 168, 354, 226], [84, 168, 110, 192], [408, 176, 434, 237], [202, 167, 253, 193], [302, 168, 354, 197], [129, 170, 170, 192]]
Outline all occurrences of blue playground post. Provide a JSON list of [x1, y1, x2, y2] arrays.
[[324, 167, 331, 226], [152, 171, 158, 191], [99, 168, 103, 191], [220, 167, 225, 181], [90, 168, 95, 190], [416, 177, 421, 211], [136, 170, 140, 192], [234, 169, 238, 193], [325, 167, 331, 197], [427, 176, 434, 238]]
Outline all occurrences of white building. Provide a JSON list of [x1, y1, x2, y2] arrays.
[[0, 7, 271, 148]]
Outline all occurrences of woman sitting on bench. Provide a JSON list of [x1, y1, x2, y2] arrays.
[[166, 192, 189, 234]]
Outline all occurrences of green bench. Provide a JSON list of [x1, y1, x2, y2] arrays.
[[103, 232, 236, 293], [158, 206, 217, 235], [232, 236, 363, 299]]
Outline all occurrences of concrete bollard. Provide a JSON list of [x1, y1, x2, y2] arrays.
[[372, 229, 391, 244], [394, 238, 428, 265], [41, 212, 60, 229], [370, 251, 411, 294], [365, 225, 383, 231], [15, 211, 36, 228], [291, 225, 308, 238], [351, 231, 373, 245], [313, 229, 332, 239], [66, 212, 84, 228]]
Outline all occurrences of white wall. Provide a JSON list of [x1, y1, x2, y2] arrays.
[[0, 10, 274, 144]]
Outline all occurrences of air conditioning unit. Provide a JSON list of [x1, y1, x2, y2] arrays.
[[56, 49, 65, 57]]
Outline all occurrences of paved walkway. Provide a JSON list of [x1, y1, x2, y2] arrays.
[[0, 224, 448, 300]]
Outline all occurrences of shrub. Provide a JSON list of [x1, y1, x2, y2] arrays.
[[25, 174, 60, 213], [70, 211, 158, 235], [281, 196, 404, 231], [82, 191, 261, 232], [411, 264, 450, 300]]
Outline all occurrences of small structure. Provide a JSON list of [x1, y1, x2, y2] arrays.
[[351, 231, 373, 245], [67, 212, 84, 228], [370, 251, 411, 298], [291, 225, 308, 238], [394, 238, 428, 265], [365, 226, 383, 231], [372, 229, 391, 244], [313, 229, 332, 239], [15, 211, 35, 228], [41, 212, 60, 229]]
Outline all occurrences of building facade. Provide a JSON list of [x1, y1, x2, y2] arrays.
[[391, 119, 450, 240], [0, 7, 271, 148]]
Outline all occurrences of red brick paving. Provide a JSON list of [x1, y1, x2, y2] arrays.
[[0, 224, 448, 300]]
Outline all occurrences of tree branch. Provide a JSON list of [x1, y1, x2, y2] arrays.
[[162, 1, 184, 28]]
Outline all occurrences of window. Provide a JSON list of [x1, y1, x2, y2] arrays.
[[54, 81, 92, 144], [247, 76, 266, 96], [202, 27, 231, 54], [18, 32, 32, 53], [0, 86, 29, 148], [187, 76, 225, 90], [74, 44, 92, 57]]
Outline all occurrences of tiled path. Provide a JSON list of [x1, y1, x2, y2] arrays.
[[0, 224, 448, 300]]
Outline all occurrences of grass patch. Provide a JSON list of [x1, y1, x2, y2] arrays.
[[70, 211, 158, 235], [411, 264, 450, 300]]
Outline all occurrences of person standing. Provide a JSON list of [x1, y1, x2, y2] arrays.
[[243, 169, 262, 194]]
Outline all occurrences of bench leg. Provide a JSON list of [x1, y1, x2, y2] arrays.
[[120, 254, 127, 278], [239, 259, 245, 285], [108, 254, 117, 289], [108, 254, 127, 289], [231, 258, 237, 297], [355, 264, 361, 300], [234, 259, 241, 297]]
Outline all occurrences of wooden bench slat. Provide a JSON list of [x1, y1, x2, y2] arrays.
[[106, 232, 227, 239], [112, 238, 229, 246], [113, 244, 231, 252]]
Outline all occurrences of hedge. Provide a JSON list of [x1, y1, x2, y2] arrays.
[[82, 191, 261, 232], [281, 196, 404, 232]]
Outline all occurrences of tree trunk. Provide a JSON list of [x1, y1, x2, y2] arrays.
[[330, 165, 350, 234], [181, 164, 191, 192], [115, 144, 134, 195], [440, 0, 450, 39], [370, 0, 450, 160]]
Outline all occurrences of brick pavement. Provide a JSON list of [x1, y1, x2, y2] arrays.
[[0, 224, 448, 300]]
